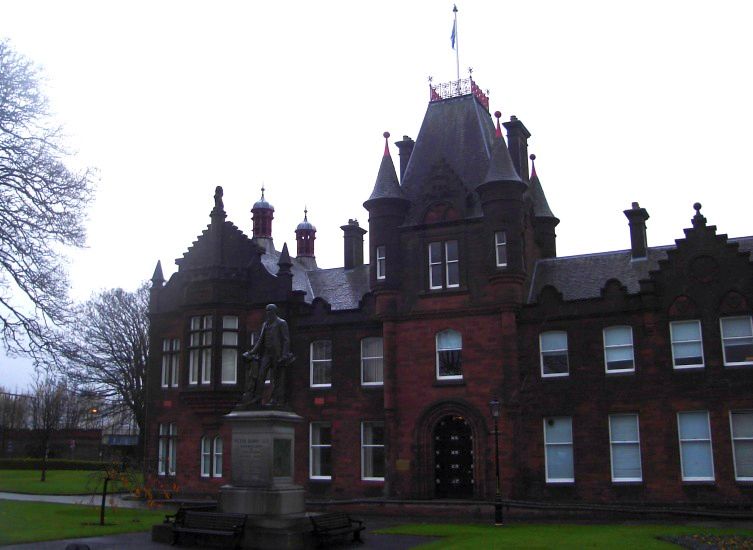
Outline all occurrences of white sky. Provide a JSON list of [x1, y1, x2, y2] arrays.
[[2, 0, 752, 390]]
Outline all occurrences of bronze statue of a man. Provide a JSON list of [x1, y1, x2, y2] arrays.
[[241, 304, 294, 407]]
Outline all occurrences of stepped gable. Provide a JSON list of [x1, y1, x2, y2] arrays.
[[175, 219, 260, 272], [400, 94, 497, 224], [528, 237, 753, 303]]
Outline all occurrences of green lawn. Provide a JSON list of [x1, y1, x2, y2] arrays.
[[0, 499, 167, 545], [0, 469, 143, 495], [379, 522, 753, 549]]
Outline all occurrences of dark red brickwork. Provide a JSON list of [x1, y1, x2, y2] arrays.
[[145, 93, 753, 509]]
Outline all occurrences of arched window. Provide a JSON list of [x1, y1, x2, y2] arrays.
[[436, 330, 462, 380]]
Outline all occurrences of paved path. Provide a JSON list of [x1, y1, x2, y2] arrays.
[[0, 492, 148, 509]]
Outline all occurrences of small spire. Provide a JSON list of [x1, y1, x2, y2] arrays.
[[383, 131, 392, 157], [494, 111, 502, 138], [277, 242, 292, 275], [529, 153, 537, 180], [260, 185, 265, 199], [692, 202, 707, 228], [151, 260, 164, 287], [304, 206, 308, 222]]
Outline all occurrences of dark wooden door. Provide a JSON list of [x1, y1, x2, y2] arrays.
[[433, 415, 474, 498]]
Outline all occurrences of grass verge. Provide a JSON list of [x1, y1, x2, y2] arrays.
[[378, 522, 753, 549], [0, 499, 166, 545], [0, 469, 142, 495]]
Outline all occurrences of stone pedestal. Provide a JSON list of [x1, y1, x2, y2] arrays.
[[220, 409, 312, 549]]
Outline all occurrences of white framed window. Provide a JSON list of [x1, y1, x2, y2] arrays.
[[309, 422, 332, 480], [428, 240, 459, 289], [361, 337, 384, 386], [161, 338, 180, 388], [200, 436, 211, 477], [221, 315, 239, 384], [670, 320, 704, 369], [544, 417, 574, 483], [603, 326, 635, 373], [376, 246, 386, 280], [189, 315, 213, 384], [495, 231, 507, 267], [361, 421, 385, 481], [540, 331, 569, 377], [213, 436, 223, 478], [609, 414, 642, 482], [158, 423, 177, 476], [436, 329, 462, 380], [310, 340, 332, 388], [677, 411, 714, 481], [720, 316, 753, 366], [730, 411, 753, 481]]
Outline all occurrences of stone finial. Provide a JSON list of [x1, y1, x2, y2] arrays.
[[692, 202, 707, 228]]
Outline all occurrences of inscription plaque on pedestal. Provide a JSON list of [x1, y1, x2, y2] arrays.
[[273, 438, 292, 478]]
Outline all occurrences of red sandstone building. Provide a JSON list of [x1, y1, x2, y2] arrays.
[[146, 78, 753, 509]]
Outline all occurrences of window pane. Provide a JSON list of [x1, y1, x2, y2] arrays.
[[222, 332, 238, 346], [313, 446, 332, 477], [605, 327, 632, 346], [202, 332, 212, 345], [191, 317, 200, 330], [545, 417, 572, 444], [189, 350, 199, 383], [364, 422, 385, 445], [362, 337, 383, 358], [673, 342, 703, 364], [610, 415, 638, 441], [365, 446, 385, 478], [221, 349, 237, 383], [722, 317, 753, 338], [202, 349, 212, 383], [312, 424, 331, 445], [430, 265, 443, 287], [437, 330, 462, 350], [541, 331, 567, 351], [222, 315, 238, 329], [161, 356, 170, 386], [612, 444, 641, 479], [429, 242, 441, 263], [446, 262, 459, 286], [679, 412, 710, 439], [606, 346, 634, 370], [732, 412, 753, 438], [681, 441, 713, 478], [362, 358, 383, 384], [203, 315, 213, 328], [542, 352, 569, 375], [546, 445, 574, 480], [734, 440, 753, 478], [312, 341, 332, 360], [672, 321, 701, 341], [445, 240, 458, 262], [438, 350, 462, 377]]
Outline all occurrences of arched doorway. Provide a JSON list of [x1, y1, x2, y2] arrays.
[[433, 415, 474, 498]]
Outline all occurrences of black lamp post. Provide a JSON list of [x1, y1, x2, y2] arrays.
[[488, 397, 503, 525]]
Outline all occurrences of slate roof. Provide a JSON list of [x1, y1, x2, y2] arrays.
[[483, 135, 522, 185], [366, 150, 405, 203], [528, 237, 753, 303], [401, 95, 497, 199], [527, 171, 556, 219]]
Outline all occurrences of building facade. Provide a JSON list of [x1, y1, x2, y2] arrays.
[[146, 78, 753, 507]]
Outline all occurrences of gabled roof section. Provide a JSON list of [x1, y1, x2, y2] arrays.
[[175, 219, 259, 271], [401, 94, 497, 201], [528, 237, 753, 303]]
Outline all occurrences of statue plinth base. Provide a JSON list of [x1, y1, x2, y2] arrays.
[[220, 409, 312, 549]]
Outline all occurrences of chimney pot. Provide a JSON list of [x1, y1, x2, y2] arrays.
[[341, 219, 367, 269], [623, 203, 650, 260]]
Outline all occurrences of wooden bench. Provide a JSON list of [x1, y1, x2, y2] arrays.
[[171, 511, 247, 548], [164, 503, 218, 525], [309, 512, 365, 547]]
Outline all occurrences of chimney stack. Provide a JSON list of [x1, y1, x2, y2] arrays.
[[341, 219, 367, 269], [394, 135, 415, 182], [623, 202, 650, 260], [502, 115, 531, 183]]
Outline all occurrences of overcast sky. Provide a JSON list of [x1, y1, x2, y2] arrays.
[[2, 0, 752, 391]]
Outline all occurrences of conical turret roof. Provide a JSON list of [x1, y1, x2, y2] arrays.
[[483, 112, 523, 186], [528, 154, 556, 219], [365, 132, 406, 204]]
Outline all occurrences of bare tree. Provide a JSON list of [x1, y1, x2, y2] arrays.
[[54, 284, 149, 453], [29, 375, 66, 481], [0, 39, 95, 357]]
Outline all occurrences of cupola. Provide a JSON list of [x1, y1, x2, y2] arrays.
[[251, 186, 275, 253], [295, 208, 317, 269]]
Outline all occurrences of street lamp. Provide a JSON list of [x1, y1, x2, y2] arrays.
[[488, 397, 503, 526]]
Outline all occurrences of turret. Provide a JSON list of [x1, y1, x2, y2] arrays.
[[476, 112, 527, 274], [149, 260, 165, 310], [363, 132, 410, 290], [251, 186, 275, 254], [529, 154, 559, 259], [295, 208, 317, 270]]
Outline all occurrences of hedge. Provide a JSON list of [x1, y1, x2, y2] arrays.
[[0, 458, 109, 471]]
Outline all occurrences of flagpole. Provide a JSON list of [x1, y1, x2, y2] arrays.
[[453, 5, 459, 81]]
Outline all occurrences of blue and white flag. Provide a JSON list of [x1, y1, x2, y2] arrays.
[[451, 19, 457, 50]]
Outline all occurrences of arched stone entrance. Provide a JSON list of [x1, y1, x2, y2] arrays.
[[414, 400, 487, 499], [433, 415, 474, 498]]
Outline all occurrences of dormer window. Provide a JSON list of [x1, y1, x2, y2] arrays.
[[429, 240, 459, 289], [495, 231, 507, 267]]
